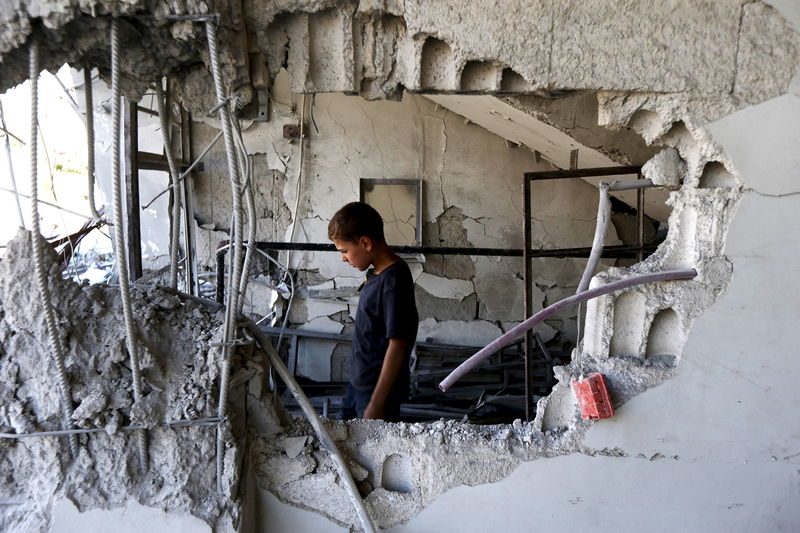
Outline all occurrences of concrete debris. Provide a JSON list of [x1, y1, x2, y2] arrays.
[[642, 148, 686, 188], [0, 231, 245, 532]]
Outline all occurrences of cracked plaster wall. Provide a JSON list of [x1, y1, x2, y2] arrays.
[[191, 79, 621, 377]]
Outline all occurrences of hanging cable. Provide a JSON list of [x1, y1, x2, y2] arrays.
[[205, 19, 245, 492], [155, 80, 182, 289], [28, 37, 79, 458], [84, 68, 101, 220], [110, 19, 148, 472]]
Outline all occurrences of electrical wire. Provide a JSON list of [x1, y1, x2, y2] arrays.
[[141, 130, 222, 210], [110, 19, 148, 472], [284, 93, 307, 275], [28, 36, 79, 459]]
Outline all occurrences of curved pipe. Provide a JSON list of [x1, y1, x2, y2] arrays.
[[577, 179, 654, 294], [439, 268, 697, 391]]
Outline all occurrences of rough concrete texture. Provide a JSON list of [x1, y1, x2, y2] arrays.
[[0, 1, 253, 116], [249, 416, 603, 530], [0, 231, 246, 532], [641, 148, 685, 188], [2, 1, 797, 114]]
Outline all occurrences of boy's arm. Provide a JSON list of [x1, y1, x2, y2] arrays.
[[364, 338, 408, 420]]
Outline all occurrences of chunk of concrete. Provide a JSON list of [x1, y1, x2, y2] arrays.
[[642, 148, 685, 188]]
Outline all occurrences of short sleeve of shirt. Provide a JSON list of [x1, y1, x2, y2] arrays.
[[382, 264, 417, 340]]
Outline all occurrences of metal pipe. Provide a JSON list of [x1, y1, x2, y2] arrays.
[[576, 179, 654, 294], [438, 269, 697, 391], [28, 37, 79, 459], [110, 19, 148, 471], [241, 318, 378, 533], [522, 173, 532, 422]]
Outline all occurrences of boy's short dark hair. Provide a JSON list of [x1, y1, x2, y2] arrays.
[[328, 202, 385, 243]]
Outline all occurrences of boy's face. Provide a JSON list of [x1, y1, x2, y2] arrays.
[[333, 237, 374, 271]]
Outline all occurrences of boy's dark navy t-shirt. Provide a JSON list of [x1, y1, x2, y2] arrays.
[[351, 260, 418, 391]]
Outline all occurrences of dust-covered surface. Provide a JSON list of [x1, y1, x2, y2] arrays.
[[0, 231, 246, 532]]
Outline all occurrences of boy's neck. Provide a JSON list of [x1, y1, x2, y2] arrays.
[[370, 242, 399, 274]]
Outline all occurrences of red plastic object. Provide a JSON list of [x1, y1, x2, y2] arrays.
[[571, 373, 614, 420]]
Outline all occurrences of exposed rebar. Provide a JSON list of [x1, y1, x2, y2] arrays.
[[232, 113, 256, 312], [28, 37, 79, 459], [141, 130, 222, 210], [0, 417, 223, 439], [205, 19, 245, 492], [84, 68, 101, 220], [577, 178, 655, 294], [110, 19, 148, 471], [155, 80, 182, 289]]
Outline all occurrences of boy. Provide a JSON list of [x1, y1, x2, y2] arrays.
[[328, 202, 418, 421]]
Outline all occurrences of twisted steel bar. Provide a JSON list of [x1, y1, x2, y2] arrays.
[[205, 19, 245, 492], [110, 19, 148, 471], [84, 68, 101, 220], [29, 37, 79, 459], [0, 417, 223, 439]]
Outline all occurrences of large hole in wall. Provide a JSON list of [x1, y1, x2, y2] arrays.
[[227, 85, 676, 425], [0, 59, 678, 431]]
